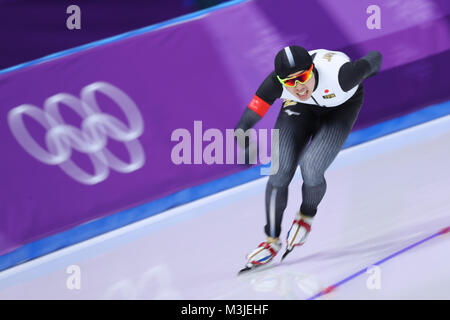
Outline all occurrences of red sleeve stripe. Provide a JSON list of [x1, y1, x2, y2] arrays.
[[248, 94, 271, 117]]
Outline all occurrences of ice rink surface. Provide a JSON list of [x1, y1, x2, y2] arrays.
[[0, 114, 449, 300]]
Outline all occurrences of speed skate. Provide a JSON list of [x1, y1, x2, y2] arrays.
[[237, 238, 281, 275]]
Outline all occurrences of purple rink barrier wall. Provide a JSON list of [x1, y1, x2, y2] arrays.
[[0, 0, 449, 259], [0, 0, 231, 70]]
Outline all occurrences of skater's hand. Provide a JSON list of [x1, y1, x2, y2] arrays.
[[362, 50, 383, 78], [234, 129, 258, 166]]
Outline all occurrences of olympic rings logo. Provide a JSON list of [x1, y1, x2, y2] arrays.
[[7, 81, 145, 185]]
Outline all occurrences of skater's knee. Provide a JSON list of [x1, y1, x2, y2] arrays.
[[300, 162, 325, 186], [268, 169, 294, 188]]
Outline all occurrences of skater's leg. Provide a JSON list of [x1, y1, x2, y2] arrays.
[[264, 103, 316, 238], [242, 103, 317, 270], [299, 85, 364, 217]]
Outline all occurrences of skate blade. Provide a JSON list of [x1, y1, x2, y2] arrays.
[[237, 265, 254, 275], [281, 248, 293, 261], [237, 262, 273, 276]]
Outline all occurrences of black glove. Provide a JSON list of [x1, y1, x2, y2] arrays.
[[362, 50, 383, 78], [234, 129, 258, 166], [233, 107, 262, 166]]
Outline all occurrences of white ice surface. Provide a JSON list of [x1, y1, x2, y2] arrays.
[[0, 115, 449, 300]]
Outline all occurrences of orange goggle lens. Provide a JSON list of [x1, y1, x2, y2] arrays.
[[278, 64, 313, 87]]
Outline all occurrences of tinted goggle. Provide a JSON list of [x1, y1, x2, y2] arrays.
[[277, 64, 314, 87]]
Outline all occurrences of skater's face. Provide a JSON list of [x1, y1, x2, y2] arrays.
[[285, 70, 315, 101]]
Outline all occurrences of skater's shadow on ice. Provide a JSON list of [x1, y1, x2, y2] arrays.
[[281, 215, 450, 268]]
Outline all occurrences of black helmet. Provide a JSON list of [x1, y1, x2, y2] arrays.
[[274, 45, 313, 78]]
